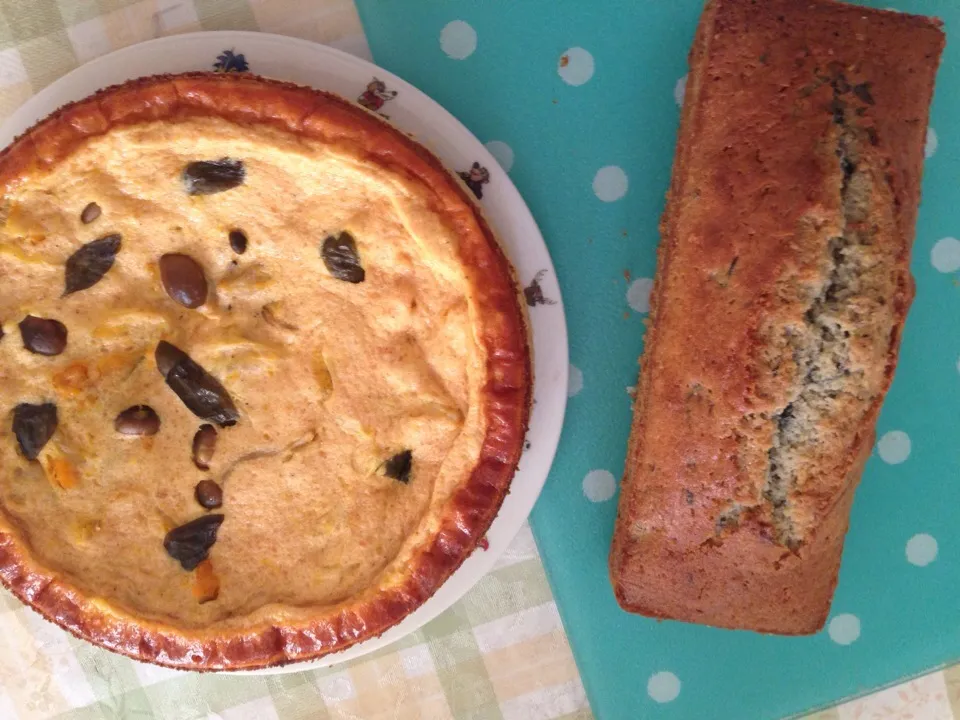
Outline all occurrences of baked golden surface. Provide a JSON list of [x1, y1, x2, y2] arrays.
[[610, 0, 943, 634], [0, 73, 530, 668]]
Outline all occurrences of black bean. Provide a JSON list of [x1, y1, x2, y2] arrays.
[[194, 479, 223, 510], [80, 202, 101, 224], [384, 450, 412, 483], [64, 234, 121, 295], [192, 424, 217, 470], [228, 230, 247, 254], [154, 339, 186, 377], [159, 253, 208, 308], [163, 514, 224, 570], [154, 341, 239, 427], [19, 316, 67, 356], [12, 402, 57, 461], [321, 232, 365, 283], [114, 405, 160, 436], [182, 159, 245, 195]]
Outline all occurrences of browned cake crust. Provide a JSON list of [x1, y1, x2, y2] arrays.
[[609, 0, 943, 634], [0, 73, 531, 668]]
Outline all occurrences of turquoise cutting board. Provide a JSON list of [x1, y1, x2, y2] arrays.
[[356, 1, 960, 717]]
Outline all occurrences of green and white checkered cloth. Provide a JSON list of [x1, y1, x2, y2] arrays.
[[2, 523, 589, 719], [0, 0, 370, 123], [0, 1, 957, 718]]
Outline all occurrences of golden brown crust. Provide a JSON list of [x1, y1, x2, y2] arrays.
[[610, 0, 943, 634], [0, 73, 531, 668]]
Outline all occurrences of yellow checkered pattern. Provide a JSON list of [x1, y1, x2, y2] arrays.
[[0, 0, 370, 124]]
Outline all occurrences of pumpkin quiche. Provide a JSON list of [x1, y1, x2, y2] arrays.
[[0, 73, 530, 669]]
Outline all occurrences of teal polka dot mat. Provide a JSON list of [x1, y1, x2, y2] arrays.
[[354, 1, 960, 718]]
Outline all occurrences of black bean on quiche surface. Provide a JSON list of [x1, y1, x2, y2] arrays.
[[159, 253, 208, 309], [182, 159, 245, 195], [64, 234, 121, 295], [321, 232, 365, 283], [19, 316, 67, 356], [228, 230, 247, 254], [163, 514, 225, 570], [194, 479, 223, 510], [80, 202, 101, 224], [155, 341, 239, 427], [12, 402, 58, 460], [154, 340, 186, 377], [114, 405, 161, 436], [192, 424, 217, 470], [384, 450, 413, 483]]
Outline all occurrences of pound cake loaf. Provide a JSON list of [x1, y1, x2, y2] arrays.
[[609, 0, 944, 634]]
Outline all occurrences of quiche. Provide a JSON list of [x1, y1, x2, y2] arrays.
[[0, 73, 530, 669]]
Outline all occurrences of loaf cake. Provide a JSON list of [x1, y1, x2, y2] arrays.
[[0, 73, 530, 668], [609, 0, 944, 634]]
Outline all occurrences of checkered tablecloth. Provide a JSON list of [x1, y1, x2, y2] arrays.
[[0, 1, 957, 719], [1, 523, 589, 719]]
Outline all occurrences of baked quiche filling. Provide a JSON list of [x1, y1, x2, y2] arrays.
[[0, 113, 490, 629]]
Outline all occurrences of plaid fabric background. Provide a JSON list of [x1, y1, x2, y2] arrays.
[[1, 524, 591, 719], [0, 1, 956, 718], [0, 0, 370, 123]]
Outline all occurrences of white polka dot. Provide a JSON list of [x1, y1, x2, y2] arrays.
[[558, 47, 594, 86], [877, 430, 911, 465], [627, 277, 654, 313], [484, 141, 514, 173], [931, 237, 960, 273], [906, 533, 938, 567], [647, 672, 681, 703], [567, 364, 583, 397], [674, 75, 687, 107], [828, 614, 861, 645], [440, 20, 477, 60], [582, 469, 616, 503], [593, 166, 628, 202], [925, 127, 938, 159]]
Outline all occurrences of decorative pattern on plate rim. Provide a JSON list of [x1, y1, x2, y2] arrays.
[[213, 50, 249, 73], [459, 162, 490, 200], [523, 270, 556, 307], [357, 78, 398, 117]]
